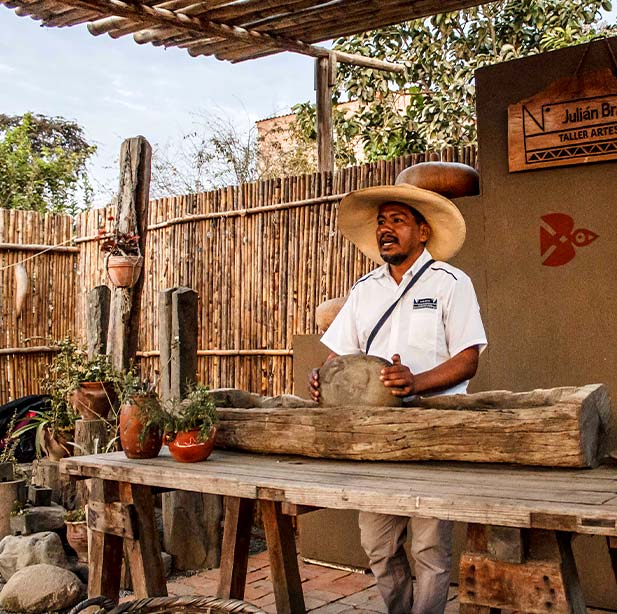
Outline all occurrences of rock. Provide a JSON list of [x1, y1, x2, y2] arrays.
[[68, 560, 89, 584], [161, 551, 173, 577], [9, 503, 66, 535], [261, 395, 318, 408], [319, 354, 403, 407], [0, 563, 84, 613], [209, 388, 264, 408], [316, 297, 347, 333], [0, 532, 68, 581]]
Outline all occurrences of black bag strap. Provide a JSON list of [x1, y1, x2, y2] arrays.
[[365, 259, 435, 354]]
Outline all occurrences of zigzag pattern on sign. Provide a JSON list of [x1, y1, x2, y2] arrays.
[[527, 140, 617, 162]]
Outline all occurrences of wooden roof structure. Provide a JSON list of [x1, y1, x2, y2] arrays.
[[2, 0, 487, 65]]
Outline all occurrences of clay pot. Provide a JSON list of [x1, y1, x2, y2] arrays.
[[396, 162, 480, 198], [167, 427, 217, 463], [69, 381, 116, 420], [106, 255, 143, 288], [41, 427, 73, 461], [316, 297, 347, 333], [119, 397, 163, 460], [65, 520, 88, 563]]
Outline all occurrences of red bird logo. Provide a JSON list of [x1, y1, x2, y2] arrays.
[[540, 213, 598, 267]]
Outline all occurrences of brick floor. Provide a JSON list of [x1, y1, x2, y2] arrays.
[[164, 552, 615, 613]]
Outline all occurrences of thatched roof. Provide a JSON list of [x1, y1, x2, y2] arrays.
[[2, 0, 486, 65]]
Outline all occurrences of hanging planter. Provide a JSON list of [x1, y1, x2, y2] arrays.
[[98, 223, 143, 289], [106, 254, 144, 288]]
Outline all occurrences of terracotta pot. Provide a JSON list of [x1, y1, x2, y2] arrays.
[[69, 381, 116, 420], [167, 426, 217, 463], [65, 520, 89, 563], [119, 397, 163, 459], [41, 427, 73, 461], [106, 255, 143, 288]]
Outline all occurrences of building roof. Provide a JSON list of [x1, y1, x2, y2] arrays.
[[2, 0, 488, 64]]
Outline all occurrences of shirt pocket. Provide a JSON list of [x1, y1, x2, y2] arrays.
[[407, 308, 438, 351]]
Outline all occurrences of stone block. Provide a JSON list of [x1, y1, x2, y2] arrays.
[[10, 503, 66, 536]]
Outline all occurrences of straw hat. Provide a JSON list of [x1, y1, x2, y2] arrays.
[[338, 163, 474, 263]]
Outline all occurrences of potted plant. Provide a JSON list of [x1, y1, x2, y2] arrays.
[[98, 221, 143, 288], [64, 507, 88, 563], [164, 384, 219, 463], [118, 371, 166, 459], [68, 352, 120, 421]]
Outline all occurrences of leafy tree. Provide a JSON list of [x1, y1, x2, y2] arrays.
[[151, 110, 260, 198], [294, 0, 615, 164], [0, 113, 96, 214]]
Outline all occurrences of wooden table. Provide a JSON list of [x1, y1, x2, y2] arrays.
[[61, 449, 617, 613]]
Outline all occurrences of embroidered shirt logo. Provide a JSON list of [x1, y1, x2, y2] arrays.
[[413, 298, 437, 310]]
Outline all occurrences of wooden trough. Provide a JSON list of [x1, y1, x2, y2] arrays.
[[215, 385, 612, 468]]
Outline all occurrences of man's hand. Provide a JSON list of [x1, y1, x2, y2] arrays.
[[308, 368, 321, 402], [380, 354, 415, 397]]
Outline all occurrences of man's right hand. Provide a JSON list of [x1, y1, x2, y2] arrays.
[[308, 368, 320, 402]]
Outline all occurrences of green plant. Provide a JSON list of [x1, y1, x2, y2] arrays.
[[164, 383, 219, 443], [64, 508, 86, 522], [119, 371, 167, 444], [13, 339, 121, 457], [0, 411, 20, 466]]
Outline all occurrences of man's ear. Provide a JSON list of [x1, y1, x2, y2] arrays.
[[420, 223, 431, 243]]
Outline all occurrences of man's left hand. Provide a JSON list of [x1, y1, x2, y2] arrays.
[[380, 354, 415, 397]]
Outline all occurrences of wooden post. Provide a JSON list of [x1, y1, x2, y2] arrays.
[[107, 136, 151, 372], [86, 286, 111, 358], [158, 288, 177, 403], [315, 53, 336, 173], [160, 287, 223, 569], [171, 287, 198, 399]]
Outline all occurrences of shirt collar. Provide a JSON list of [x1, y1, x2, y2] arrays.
[[373, 248, 433, 282]]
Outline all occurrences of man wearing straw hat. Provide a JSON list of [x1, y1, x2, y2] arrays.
[[309, 166, 487, 614]]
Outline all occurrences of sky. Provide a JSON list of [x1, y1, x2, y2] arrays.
[[0, 9, 318, 204], [1, 7, 616, 206]]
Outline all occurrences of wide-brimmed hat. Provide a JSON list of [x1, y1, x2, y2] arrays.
[[338, 164, 471, 263]]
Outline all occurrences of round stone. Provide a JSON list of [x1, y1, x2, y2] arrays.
[[319, 354, 403, 407]]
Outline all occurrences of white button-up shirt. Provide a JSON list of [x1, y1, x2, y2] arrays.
[[321, 249, 487, 395]]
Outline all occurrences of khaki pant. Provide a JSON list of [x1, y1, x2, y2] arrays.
[[359, 512, 453, 614]]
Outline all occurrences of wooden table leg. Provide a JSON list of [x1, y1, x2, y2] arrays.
[[606, 536, 617, 588], [218, 496, 255, 600], [118, 482, 167, 598], [87, 479, 123, 601], [261, 500, 306, 614]]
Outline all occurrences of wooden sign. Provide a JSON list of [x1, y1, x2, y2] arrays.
[[508, 69, 617, 172]]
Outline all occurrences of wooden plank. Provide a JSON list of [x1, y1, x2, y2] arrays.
[[217, 497, 255, 600], [118, 482, 167, 598], [459, 553, 569, 611], [215, 384, 612, 467], [61, 451, 617, 536], [87, 500, 136, 539], [260, 500, 306, 614]]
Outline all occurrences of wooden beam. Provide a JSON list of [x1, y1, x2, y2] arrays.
[[9, 0, 405, 71], [0, 242, 78, 253], [315, 54, 335, 173]]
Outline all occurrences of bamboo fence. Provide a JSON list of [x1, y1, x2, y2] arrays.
[[0, 209, 77, 402], [1, 146, 477, 402]]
